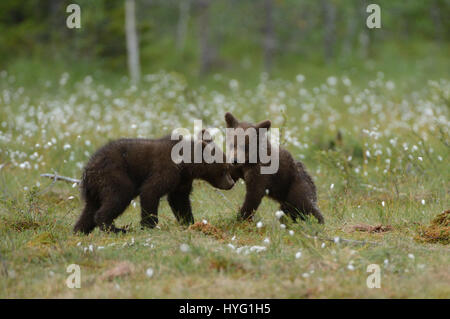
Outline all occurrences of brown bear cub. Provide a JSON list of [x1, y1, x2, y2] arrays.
[[74, 130, 235, 234], [225, 112, 324, 224]]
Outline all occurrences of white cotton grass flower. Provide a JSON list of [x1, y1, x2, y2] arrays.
[[202, 219, 208, 225], [330, 183, 334, 190], [381, 201, 385, 207], [343, 95, 352, 105], [275, 210, 285, 219], [280, 224, 286, 229], [296, 74, 305, 83], [146, 267, 154, 278], [289, 230, 294, 236], [327, 76, 337, 86], [227, 243, 236, 250], [295, 251, 302, 259], [333, 237, 340, 244], [249, 246, 267, 253], [408, 253, 415, 260], [421, 199, 425, 205], [180, 243, 190, 252], [347, 263, 355, 271], [263, 237, 270, 244], [385, 81, 395, 90], [321, 242, 326, 248], [256, 221, 263, 228]]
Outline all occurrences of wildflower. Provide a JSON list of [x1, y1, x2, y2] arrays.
[[263, 237, 270, 244], [295, 251, 302, 259], [180, 243, 190, 252], [347, 264, 355, 271], [289, 230, 294, 236], [146, 268, 154, 278], [275, 210, 285, 219], [408, 253, 415, 260], [249, 245, 267, 253], [327, 76, 337, 86], [280, 224, 286, 229], [385, 81, 395, 90], [343, 95, 352, 104], [256, 221, 263, 228], [421, 199, 425, 205], [296, 74, 305, 83], [202, 219, 208, 225]]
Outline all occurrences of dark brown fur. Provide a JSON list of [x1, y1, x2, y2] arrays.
[[225, 112, 324, 224], [74, 132, 235, 234]]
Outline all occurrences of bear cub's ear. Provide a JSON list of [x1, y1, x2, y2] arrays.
[[256, 119, 271, 131], [225, 112, 239, 128]]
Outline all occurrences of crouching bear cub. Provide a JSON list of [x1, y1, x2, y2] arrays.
[[225, 112, 324, 224], [74, 130, 235, 234]]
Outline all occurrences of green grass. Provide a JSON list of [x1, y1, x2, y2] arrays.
[[0, 58, 449, 298]]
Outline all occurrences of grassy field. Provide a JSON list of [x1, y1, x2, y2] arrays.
[[0, 64, 449, 298]]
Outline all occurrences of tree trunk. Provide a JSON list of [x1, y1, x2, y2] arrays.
[[125, 0, 140, 84], [321, 0, 336, 63], [176, 0, 190, 52], [262, 0, 275, 73], [198, 0, 214, 74], [342, 5, 357, 57], [430, 0, 444, 44], [358, 0, 370, 59]]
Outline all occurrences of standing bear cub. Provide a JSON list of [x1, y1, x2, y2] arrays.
[[225, 112, 324, 224], [74, 130, 235, 234]]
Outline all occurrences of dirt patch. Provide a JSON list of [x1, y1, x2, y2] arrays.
[[188, 222, 226, 240], [344, 223, 392, 233], [99, 261, 135, 281], [416, 210, 449, 245], [208, 256, 245, 273]]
